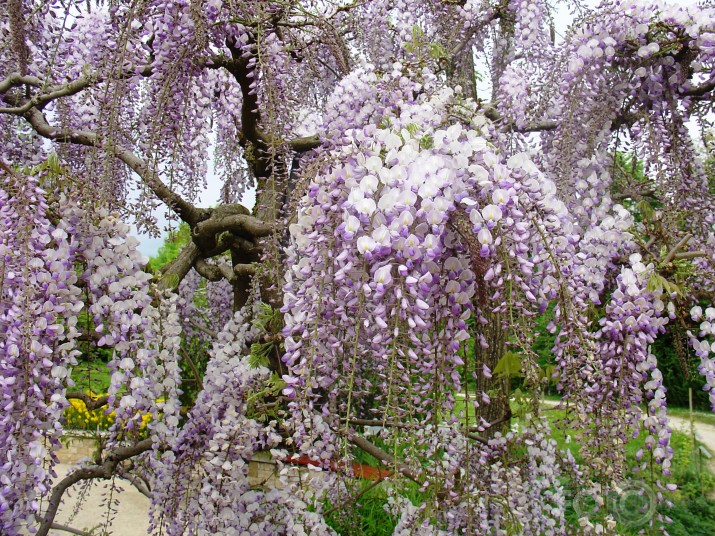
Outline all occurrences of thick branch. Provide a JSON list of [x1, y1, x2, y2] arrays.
[[194, 258, 236, 283], [158, 241, 201, 290], [19, 107, 206, 226], [481, 104, 558, 132], [194, 214, 274, 239], [223, 45, 261, 147], [194, 258, 256, 285], [288, 134, 321, 152], [682, 78, 715, 98], [0, 73, 41, 93], [37, 439, 153, 536], [65, 392, 109, 411], [0, 65, 153, 114], [481, 104, 639, 134]]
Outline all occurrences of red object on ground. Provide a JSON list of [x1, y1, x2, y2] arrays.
[[284, 455, 390, 481]]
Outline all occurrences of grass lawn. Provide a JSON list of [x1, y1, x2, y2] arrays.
[[451, 392, 715, 534], [70, 360, 113, 393]]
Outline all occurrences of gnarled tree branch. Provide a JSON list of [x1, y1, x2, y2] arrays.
[[194, 213, 274, 240], [14, 106, 207, 226], [36, 439, 154, 536], [65, 392, 110, 412]]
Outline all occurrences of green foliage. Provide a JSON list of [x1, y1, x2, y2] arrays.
[[418, 133, 434, 150], [70, 361, 112, 393], [147, 223, 191, 272], [658, 497, 715, 536], [668, 430, 715, 500], [647, 272, 683, 297], [249, 302, 283, 369], [178, 336, 212, 410], [324, 482, 396, 536], [651, 329, 712, 411], [245, 373, 286, 423], [493, 351, 524, 379], [404, 25, 448, 64]]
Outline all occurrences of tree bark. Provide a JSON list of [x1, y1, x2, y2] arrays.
[[473, 311, 511, 438]]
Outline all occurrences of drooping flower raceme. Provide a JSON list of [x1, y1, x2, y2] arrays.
[[282, 65, 577, 533], [689, 305, 715, 411], [0, 172, 82, 536], [77, 211, 157, 436], [150, 299, 335, 535]]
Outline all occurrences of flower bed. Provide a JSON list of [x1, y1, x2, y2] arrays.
[[63, 393, 153, 431]]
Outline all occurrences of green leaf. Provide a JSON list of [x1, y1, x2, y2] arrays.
[[647, 272, 683, 296], [636, 199, 655, 221], [419, 134, 433, 150], [428, 43, 446, 59], [493, 351, 524, 378], [405, 123, 420, 136]]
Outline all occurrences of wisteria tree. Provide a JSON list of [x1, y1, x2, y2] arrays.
[[2, 0, 715, 534]]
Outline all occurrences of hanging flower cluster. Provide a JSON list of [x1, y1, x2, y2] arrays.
[[389, 419, 566, 535], [177, 266, 234, 344], [281, 64, 581, 531], [143, 291, 183, 443], [0, 172, 82, 536], [689, 305, 715, 411], [150, 299, 334, 535], [593, 259, 672, 476], [78, 211, 156, 434], [3, 1, 715, 535]]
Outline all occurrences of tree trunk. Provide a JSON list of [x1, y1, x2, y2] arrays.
[[473, 312, 511, 438]]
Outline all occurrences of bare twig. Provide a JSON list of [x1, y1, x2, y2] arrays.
[[674, 251, 709, 260], [185, 318, 218, 340], [116, 468, 152, 499], [37, 439, 154, 536], [179, 347, 204, 390], [466, 432, 488, 445], [348, 434, 420, 484], [662, 234, 692, 264]]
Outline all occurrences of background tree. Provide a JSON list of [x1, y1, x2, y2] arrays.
[[1, 1, 715, 534]]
